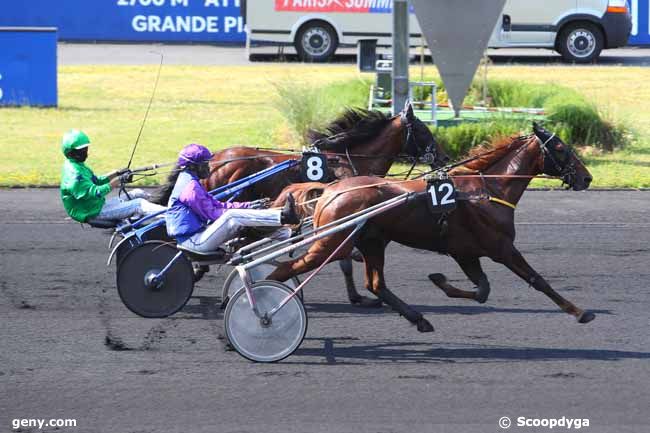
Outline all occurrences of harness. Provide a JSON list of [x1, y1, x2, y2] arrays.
[[446, 132, 578, 210], [488, 196, 517, 210]]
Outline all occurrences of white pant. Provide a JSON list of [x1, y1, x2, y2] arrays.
[[180, 208, 283, 253], [96, 189, 166, 221]]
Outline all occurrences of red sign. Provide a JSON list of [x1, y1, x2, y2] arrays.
[[274, 0, 376, 13]]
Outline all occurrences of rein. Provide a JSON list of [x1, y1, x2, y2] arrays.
[[212, 148, 418, 167], [291, 134, 570, 215], [291, 178, 420, 213], [451, 174, 560, 179]]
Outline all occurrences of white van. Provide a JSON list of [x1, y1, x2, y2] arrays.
[[245, 0, 632, 63]]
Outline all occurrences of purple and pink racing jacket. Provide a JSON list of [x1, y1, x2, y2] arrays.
[[166, 171, 249, 243]]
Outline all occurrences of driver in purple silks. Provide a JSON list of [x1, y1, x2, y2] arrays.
[[166, 144, 299, 253]]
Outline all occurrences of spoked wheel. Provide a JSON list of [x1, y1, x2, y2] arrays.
[[117, 241, 194, 318], [224, 280, 307, 363], [221, 263, 302, 306]]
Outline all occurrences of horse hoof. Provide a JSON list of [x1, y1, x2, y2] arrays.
[[428, 273, 446, 286], [474, 291, 489, 304], [578, 311, 596, 324], [352, 296, 383, 308], [417, 317, 434, 333]]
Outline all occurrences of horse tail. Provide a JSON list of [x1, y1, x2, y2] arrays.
[[151, 163, 181, 205]]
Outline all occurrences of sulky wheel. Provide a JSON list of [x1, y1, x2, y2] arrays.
[[117, 241, 194, 318], [221, 263, 301, 307], [114, 224, 171, 269], [224, 280, 307, 363]]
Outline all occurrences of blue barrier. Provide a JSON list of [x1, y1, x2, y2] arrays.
[[0, 0, 245, 43], [630, 0, 650, 44], [0, 28, 58, 107]]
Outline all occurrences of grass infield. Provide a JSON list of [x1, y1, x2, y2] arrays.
[[1, 64, 648, 188]]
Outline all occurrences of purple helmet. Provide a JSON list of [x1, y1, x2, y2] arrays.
[[177, 143, 213, 167]]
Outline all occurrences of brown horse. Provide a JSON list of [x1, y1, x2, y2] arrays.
[[155, 105, 448, 205], [155, 104, 449, 307], [267, 123, 595, 332], [205, 105, 448, 196]]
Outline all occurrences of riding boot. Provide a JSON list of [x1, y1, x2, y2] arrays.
[[281, 193, 300, 225]]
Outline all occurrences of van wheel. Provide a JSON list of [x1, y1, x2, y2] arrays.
[[557, 22, 604, 63], [295, 21, 338, 62]]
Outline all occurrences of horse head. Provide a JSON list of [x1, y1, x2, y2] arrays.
[[533, 122, 592, 191], [400, 101, 449, 169]]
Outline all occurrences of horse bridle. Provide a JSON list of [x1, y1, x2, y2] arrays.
[[307, 114, 440, 178], [333, 115, 440, 178], [402, 117, 439, 166], [538, 133, 577, 187]]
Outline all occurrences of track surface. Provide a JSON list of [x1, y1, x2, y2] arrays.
[[1, 189, 649, 433]]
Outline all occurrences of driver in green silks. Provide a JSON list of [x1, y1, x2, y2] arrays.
[[60, 129, 166, 223]]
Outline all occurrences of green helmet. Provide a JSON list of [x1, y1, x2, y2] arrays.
[[61, 129, 91, 156]]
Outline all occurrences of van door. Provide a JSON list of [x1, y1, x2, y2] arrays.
[[499, 0, 578, 46]]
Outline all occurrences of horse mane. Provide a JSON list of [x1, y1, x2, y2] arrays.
[[307, 108, 393, 153], [451, 134, 533, 174], [151, 163, 181, 205]]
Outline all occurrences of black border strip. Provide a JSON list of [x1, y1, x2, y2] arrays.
[[251, 29, 291, 35], [510, 24, 557, 32], [343, 32, 423, 38]]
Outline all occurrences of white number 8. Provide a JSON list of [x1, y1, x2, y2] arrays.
[[306, 156, 324, 181]]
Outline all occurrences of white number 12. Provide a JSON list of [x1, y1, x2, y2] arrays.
[[429, 183, 455, 206]]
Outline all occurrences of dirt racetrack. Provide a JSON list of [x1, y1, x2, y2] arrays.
[[1, 189, 649, 433]]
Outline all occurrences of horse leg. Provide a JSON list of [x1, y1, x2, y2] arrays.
[[500, 247, 595, 323], [266, 231, 355, 284], [267, 251, 325, 283], [339, 258, 382, 308], [429, 257, 492, 303], [358, 240, 433, 332]]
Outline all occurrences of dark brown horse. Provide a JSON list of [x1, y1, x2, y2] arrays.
[[155, 105, 448, 205], [267, 124, 595, 331], [154, 104, 449, 306]]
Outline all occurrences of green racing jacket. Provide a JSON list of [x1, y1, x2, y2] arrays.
[[60, 158, 112, 222]]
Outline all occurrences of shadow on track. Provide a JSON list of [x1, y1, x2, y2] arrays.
[[296, 340, 650, 365], [304, 302, 613, 317], [176, 299, 612, 319]]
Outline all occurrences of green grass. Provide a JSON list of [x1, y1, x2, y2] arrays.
[[1, 64, 648, 188], [271, 77, 370, 145]]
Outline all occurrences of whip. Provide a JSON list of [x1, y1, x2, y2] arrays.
[[126, 51, 164, 170]]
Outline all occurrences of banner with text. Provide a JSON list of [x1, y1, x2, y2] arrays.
[[0, 0, 245, 43], [0, 0, 646, 45], [274, 0, 393, 13]]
